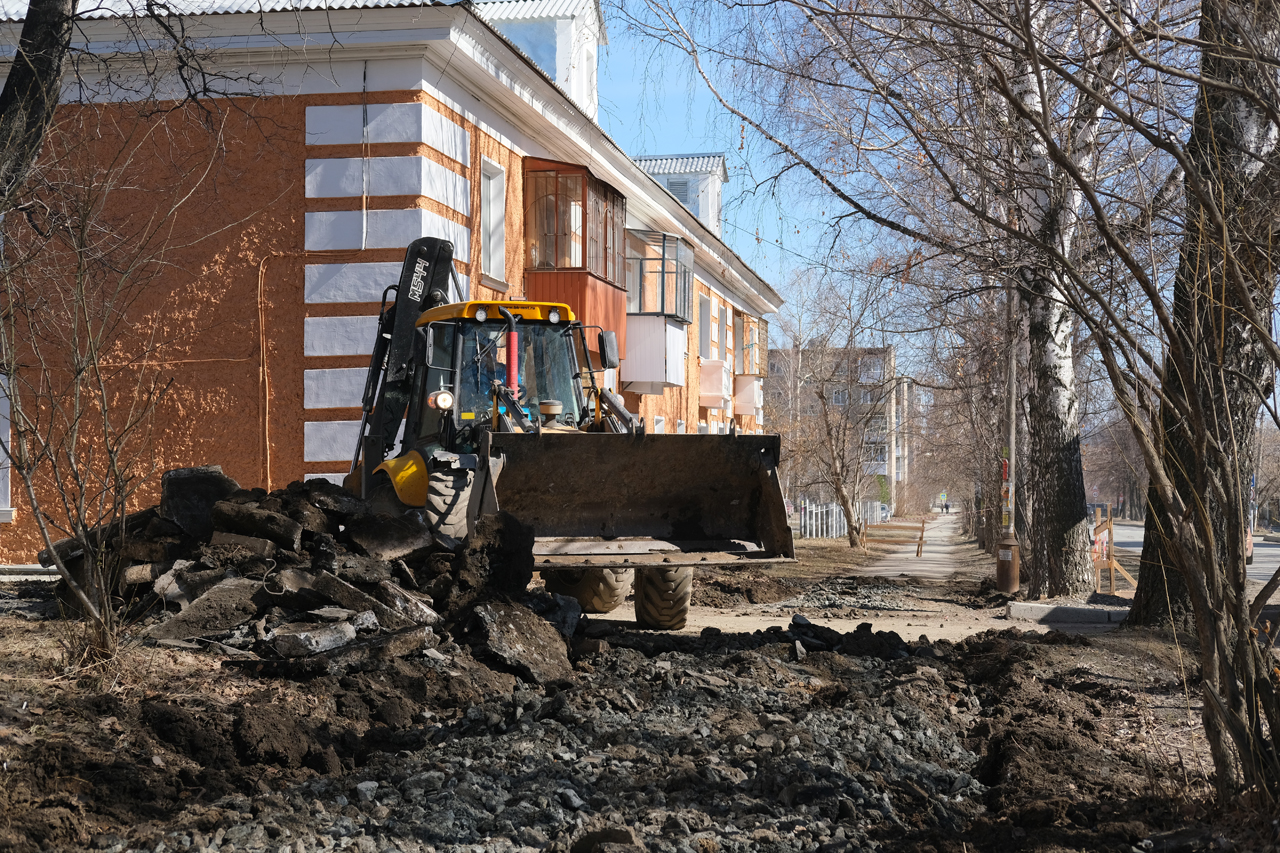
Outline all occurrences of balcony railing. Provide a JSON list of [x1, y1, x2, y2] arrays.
[[625, 230, 693, 324]]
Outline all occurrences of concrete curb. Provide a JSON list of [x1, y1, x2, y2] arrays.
[[1007, 602, 1129, 623], [0, 565, 56, 579]]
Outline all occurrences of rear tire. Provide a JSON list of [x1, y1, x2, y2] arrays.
[[544, 567, 633, 613], [634, 565, 693, 631]]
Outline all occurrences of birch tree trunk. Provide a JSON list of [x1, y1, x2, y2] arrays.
[[1023, 272, 1093, 596], [1006, 2, 1094, 597]]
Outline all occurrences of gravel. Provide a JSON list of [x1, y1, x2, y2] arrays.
[[762, 580, 924, 614], [134, 618, 986, 853]]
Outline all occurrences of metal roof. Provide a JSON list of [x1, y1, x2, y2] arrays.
[[0, 0, 448, 22], [0, 0, 600, 23], [470, 0, 590, 21], [635, 153, 729, 182]]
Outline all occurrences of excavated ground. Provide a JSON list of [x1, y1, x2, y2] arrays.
[[1, 540, 1278, 853]]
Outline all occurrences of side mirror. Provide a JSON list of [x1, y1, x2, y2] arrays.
[[598, 331, 620, 370], [424, 322, 444, 368]]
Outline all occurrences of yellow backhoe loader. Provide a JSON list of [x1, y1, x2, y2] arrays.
[[344, 237, 793, 629]]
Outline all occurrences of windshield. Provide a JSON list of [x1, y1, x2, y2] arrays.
[[456, 321, 583, 425]]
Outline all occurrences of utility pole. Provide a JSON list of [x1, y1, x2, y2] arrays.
[[997, 285, 1020, 593]]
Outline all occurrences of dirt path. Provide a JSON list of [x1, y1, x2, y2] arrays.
[[589, 515, 1118, 642]]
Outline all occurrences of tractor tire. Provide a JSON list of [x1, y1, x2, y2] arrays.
[[544, 567, 634, 614], [425, 469, 472, 541], [366, 469, 472, 544], [634, 565, 693, 631]]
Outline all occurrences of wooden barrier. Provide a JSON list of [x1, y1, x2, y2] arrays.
[[863, 519, 927, 556], [1093, 505, 1137, 593]]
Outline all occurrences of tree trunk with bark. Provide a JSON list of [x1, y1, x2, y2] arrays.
[[1023, 277, 1093, 597], [1129, 0, 1280, 796], [1127, 477, 1197, 632], [0, 0, 76, 210]]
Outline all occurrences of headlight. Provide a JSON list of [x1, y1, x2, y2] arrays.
[[474, 307, 488, 323], [548, 308, 561, 324], [428, 390, 455, 410]]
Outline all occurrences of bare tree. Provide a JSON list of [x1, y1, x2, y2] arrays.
[[0, 103, 228, 659], [611, 0, 1166, 597], [0, 1, 254, 658], [620, 0, 1280, 799], [766, 271, 901, 546]]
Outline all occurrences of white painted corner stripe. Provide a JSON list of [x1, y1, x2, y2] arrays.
[[304, 420, 360, 463], [304, 367, 367, 409], [304, 315, 380, 356], [304, 156, 470, 215], [305, 103, 470, 164], [305, 262, 401, 304], [304, 209, 470, 255]]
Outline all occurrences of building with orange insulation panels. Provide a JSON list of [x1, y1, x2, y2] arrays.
[[0, 0, 783, 563]]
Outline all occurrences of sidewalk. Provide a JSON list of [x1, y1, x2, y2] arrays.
[[856, 514, 964, 580]]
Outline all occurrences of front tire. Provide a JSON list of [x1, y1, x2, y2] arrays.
[[634, 565, 693, 631], [425, 469, 472, 541], [367, 470, 472, 544], [544, 567, 634, 613]]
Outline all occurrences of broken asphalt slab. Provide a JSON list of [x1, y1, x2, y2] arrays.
[[145, 578, 270, 640], [470, 600, 574, 684]]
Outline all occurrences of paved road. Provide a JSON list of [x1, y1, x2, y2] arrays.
[[1111, 520, 1280, 583]]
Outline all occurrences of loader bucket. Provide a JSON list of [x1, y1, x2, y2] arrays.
[[483, 432, 795, 560]]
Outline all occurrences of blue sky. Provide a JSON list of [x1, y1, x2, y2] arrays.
[[594, 25, 812, 294]]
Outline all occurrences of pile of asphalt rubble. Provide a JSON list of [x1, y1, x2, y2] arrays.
[[48, 467, 995, 853]]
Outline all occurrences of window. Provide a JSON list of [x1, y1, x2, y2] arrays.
[[734, 314, 744, 373], [699, 295, 711, 359], [832, 389, 849, 407], [718, 306, 728, 362], [480, 160, 506, 283], [860, 356, 884, 383], [624, 230, 693, 322], [524, 161, 625, 284], [869, 444, 888, 462]]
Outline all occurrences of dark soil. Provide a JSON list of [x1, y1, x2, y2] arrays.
[[1, 552, 1277, 853]]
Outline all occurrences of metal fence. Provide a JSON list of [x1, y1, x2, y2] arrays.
[[790, 500, 890, 539], [791, 502, 849, 539]]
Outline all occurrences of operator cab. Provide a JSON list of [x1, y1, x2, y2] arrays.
[[406, 301, 600, 456]]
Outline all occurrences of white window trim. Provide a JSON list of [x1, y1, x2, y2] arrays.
[[480, 158, 506, 285], [698, 295, 711, 360]]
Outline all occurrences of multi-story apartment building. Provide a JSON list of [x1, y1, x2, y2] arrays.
[[765, 344, 912, 514]]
